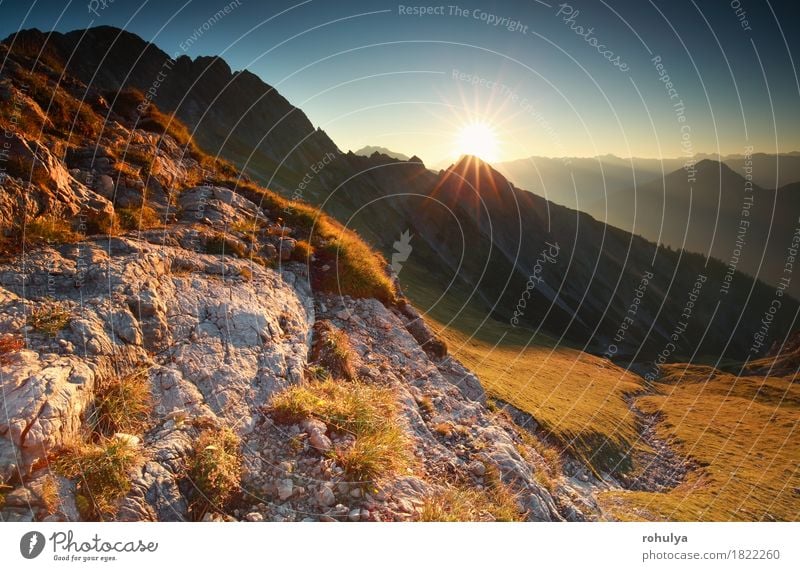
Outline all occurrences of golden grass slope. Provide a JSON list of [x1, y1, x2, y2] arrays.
[[600, 363, 799, 521]]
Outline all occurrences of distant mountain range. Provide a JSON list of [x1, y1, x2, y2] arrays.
[[495, 154, 800, 295], [5, 26, 796, 361], [353, 146, 410, 161], [495, 152, 800, 199]]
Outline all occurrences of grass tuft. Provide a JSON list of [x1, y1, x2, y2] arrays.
[[189, 426, 242, 515], [312, 322, 356, 382], [419, 472, 524, 522], [117, 204, 162, 231], [24, 216, 80, 245], [88, 369, 153, 437], [27, 304, 71, 336], [270, 376, 410, 481], [38, 474, 61, 515], [54, 438, 140, 520]]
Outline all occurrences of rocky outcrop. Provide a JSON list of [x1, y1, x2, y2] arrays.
[[0, 235, 314, 520]]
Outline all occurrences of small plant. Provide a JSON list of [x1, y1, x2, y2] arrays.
[[28, 304, 71, 336], [24, 216, 80, 245], [117, 204, 162, 231], [189, 426, 242, 515], [38, 475, 61, 515], [416, 395, 435, 416], [238, 266, 253, 281], [311, 322, 355, 381], [433, 422, 453, 438], [270, 376, 410, 482], [54, 438, 140, 520], [0, 335, 25, 364], [88, 369, 153, 437]]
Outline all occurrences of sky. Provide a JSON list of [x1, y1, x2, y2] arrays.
[[1, 0, 799, 166]]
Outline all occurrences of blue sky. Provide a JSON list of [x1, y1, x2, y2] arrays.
[[2, 0, 799, 165]]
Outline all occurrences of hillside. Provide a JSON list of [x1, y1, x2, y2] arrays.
[[0, 39, 593, 522], [1, 25, 798, 524]]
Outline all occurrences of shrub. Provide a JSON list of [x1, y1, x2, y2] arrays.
[[27, 304, 71, 336], [117, 204, 162, 231], [0, 335, 25, 364], [88, 369, 153, 437], [189, 426, 242, 514], [24, 216, 80, 245], [270, 376, 410, 482], [54, 438, 140, 520]]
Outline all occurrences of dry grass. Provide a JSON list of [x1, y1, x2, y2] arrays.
[[434, 321, 644, 474], [54, 438, 140, 520], [314, 236, 395, 302], [419, 468, 524, 522], [599, 364, 800, 521], [27, 304, 71, 337], [0, 334, 25, 364], [139, 109, 199, 155], [270, 376, 410, 481], [24, 216, 80, 245], [88, 369, 153, 437], [400, 263, 644, 474], [214, 179, 395, 302], [189, 426, 242, 514], [84, 210, 120, 236], [117, 204, 162, 231], [38, 474, 61, 515], [290, 239, 313, 263], [312, 323, 356, 382], [416, 395, 435, 416], [0, 483, 10, 510]]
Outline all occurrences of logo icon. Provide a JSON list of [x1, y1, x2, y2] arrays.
[[391, 230, 413, 274], [20, 531, 45, 559]]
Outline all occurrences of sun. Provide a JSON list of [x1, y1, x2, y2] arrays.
[[454, 122, 499, 162]]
